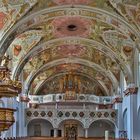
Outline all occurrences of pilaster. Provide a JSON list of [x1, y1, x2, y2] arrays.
[[123, 85, 138, 140], [113, 96, 123, 138], [19, 96, 29, 137]]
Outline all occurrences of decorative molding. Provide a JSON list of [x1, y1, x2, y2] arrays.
[[25, 108, 117, 128], [20, 96, 30, 103], [124, 84, 138, 96], [112, 96, 123, 104]]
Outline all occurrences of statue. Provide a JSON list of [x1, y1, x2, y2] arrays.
[[2, 55, 11, 67]]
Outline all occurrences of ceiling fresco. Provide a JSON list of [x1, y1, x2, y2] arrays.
[[109, 0, 140, 30], [0, 0, 139, 97], [0, 0, 37, 38], [9, 30, 45, 66], [30, 64, 112, 96], [22, 43, 120, 83], [37, 74, 105, 96]]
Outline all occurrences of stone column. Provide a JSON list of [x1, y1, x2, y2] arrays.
[[105, 130, 109, 140], [85, 128, 88, 138], [54, 128, 57, 138]]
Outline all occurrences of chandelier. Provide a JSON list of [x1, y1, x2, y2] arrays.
[[59, 72, 81, 100], [0, 55, 22, 132]]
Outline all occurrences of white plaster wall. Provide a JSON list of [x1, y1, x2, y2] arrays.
[[28, 119, 53, 136], [122, 96, 128, 114], [137, 107, 140, 139], [88, 121, 115, 138], [0, 99, 4, 107], [137, 90, 140, 112], [137, 53, 140, 112]]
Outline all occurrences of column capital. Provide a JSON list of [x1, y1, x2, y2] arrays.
[[123, 87, 138, 96], [113, 96, 123, 104], [84, 127, 89, 130], [20, 96, 30, 103], [53, 127, 58, 130]]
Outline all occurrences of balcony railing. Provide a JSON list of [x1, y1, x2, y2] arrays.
[[29, 94, 113, 104]]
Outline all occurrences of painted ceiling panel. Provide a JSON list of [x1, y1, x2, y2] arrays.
[[30, 63, 112, 96], [37, 74, 105, 96], [0, 0, 139, 97], [109, 0, 140, 31], [9, 30, 45, 66], [0, 0, 37, 38], [25, 58, 117, 97], [25, 48, 119, 77]]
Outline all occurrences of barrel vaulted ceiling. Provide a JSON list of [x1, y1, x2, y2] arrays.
[[0, 0, 139, 96]]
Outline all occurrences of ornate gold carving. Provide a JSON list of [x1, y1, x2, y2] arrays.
[[0, 66, 21, 98], [0, 108, 16, 131]]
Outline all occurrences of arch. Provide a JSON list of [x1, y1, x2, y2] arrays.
[[58, 119, 84, 128], [89, 118, 117, 129], [27, 118, 53, 137], [24, 58, 118, 95], [0, 5, 139, 61], [34, 71, 109, 96], [88, 119, 116, 138], [12, 37, 131, 81], [58, 119, 85, 137], [26, 118, 53, 127]]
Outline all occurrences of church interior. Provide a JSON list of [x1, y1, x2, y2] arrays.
[[0, 0, 140, 140]]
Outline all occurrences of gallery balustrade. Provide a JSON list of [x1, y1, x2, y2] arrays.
[[25, 108, 117, 128], [29, 94, 114, 104]]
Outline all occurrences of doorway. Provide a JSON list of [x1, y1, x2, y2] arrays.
[[27, 119, 53, 137], [34, 124, 41, 136], [64, 123, 77, 140]]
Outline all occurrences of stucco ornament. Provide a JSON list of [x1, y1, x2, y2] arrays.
[[52, 16, 91, 38]]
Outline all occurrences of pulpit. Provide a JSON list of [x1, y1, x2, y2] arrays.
[[0, 57, 22, 133]]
